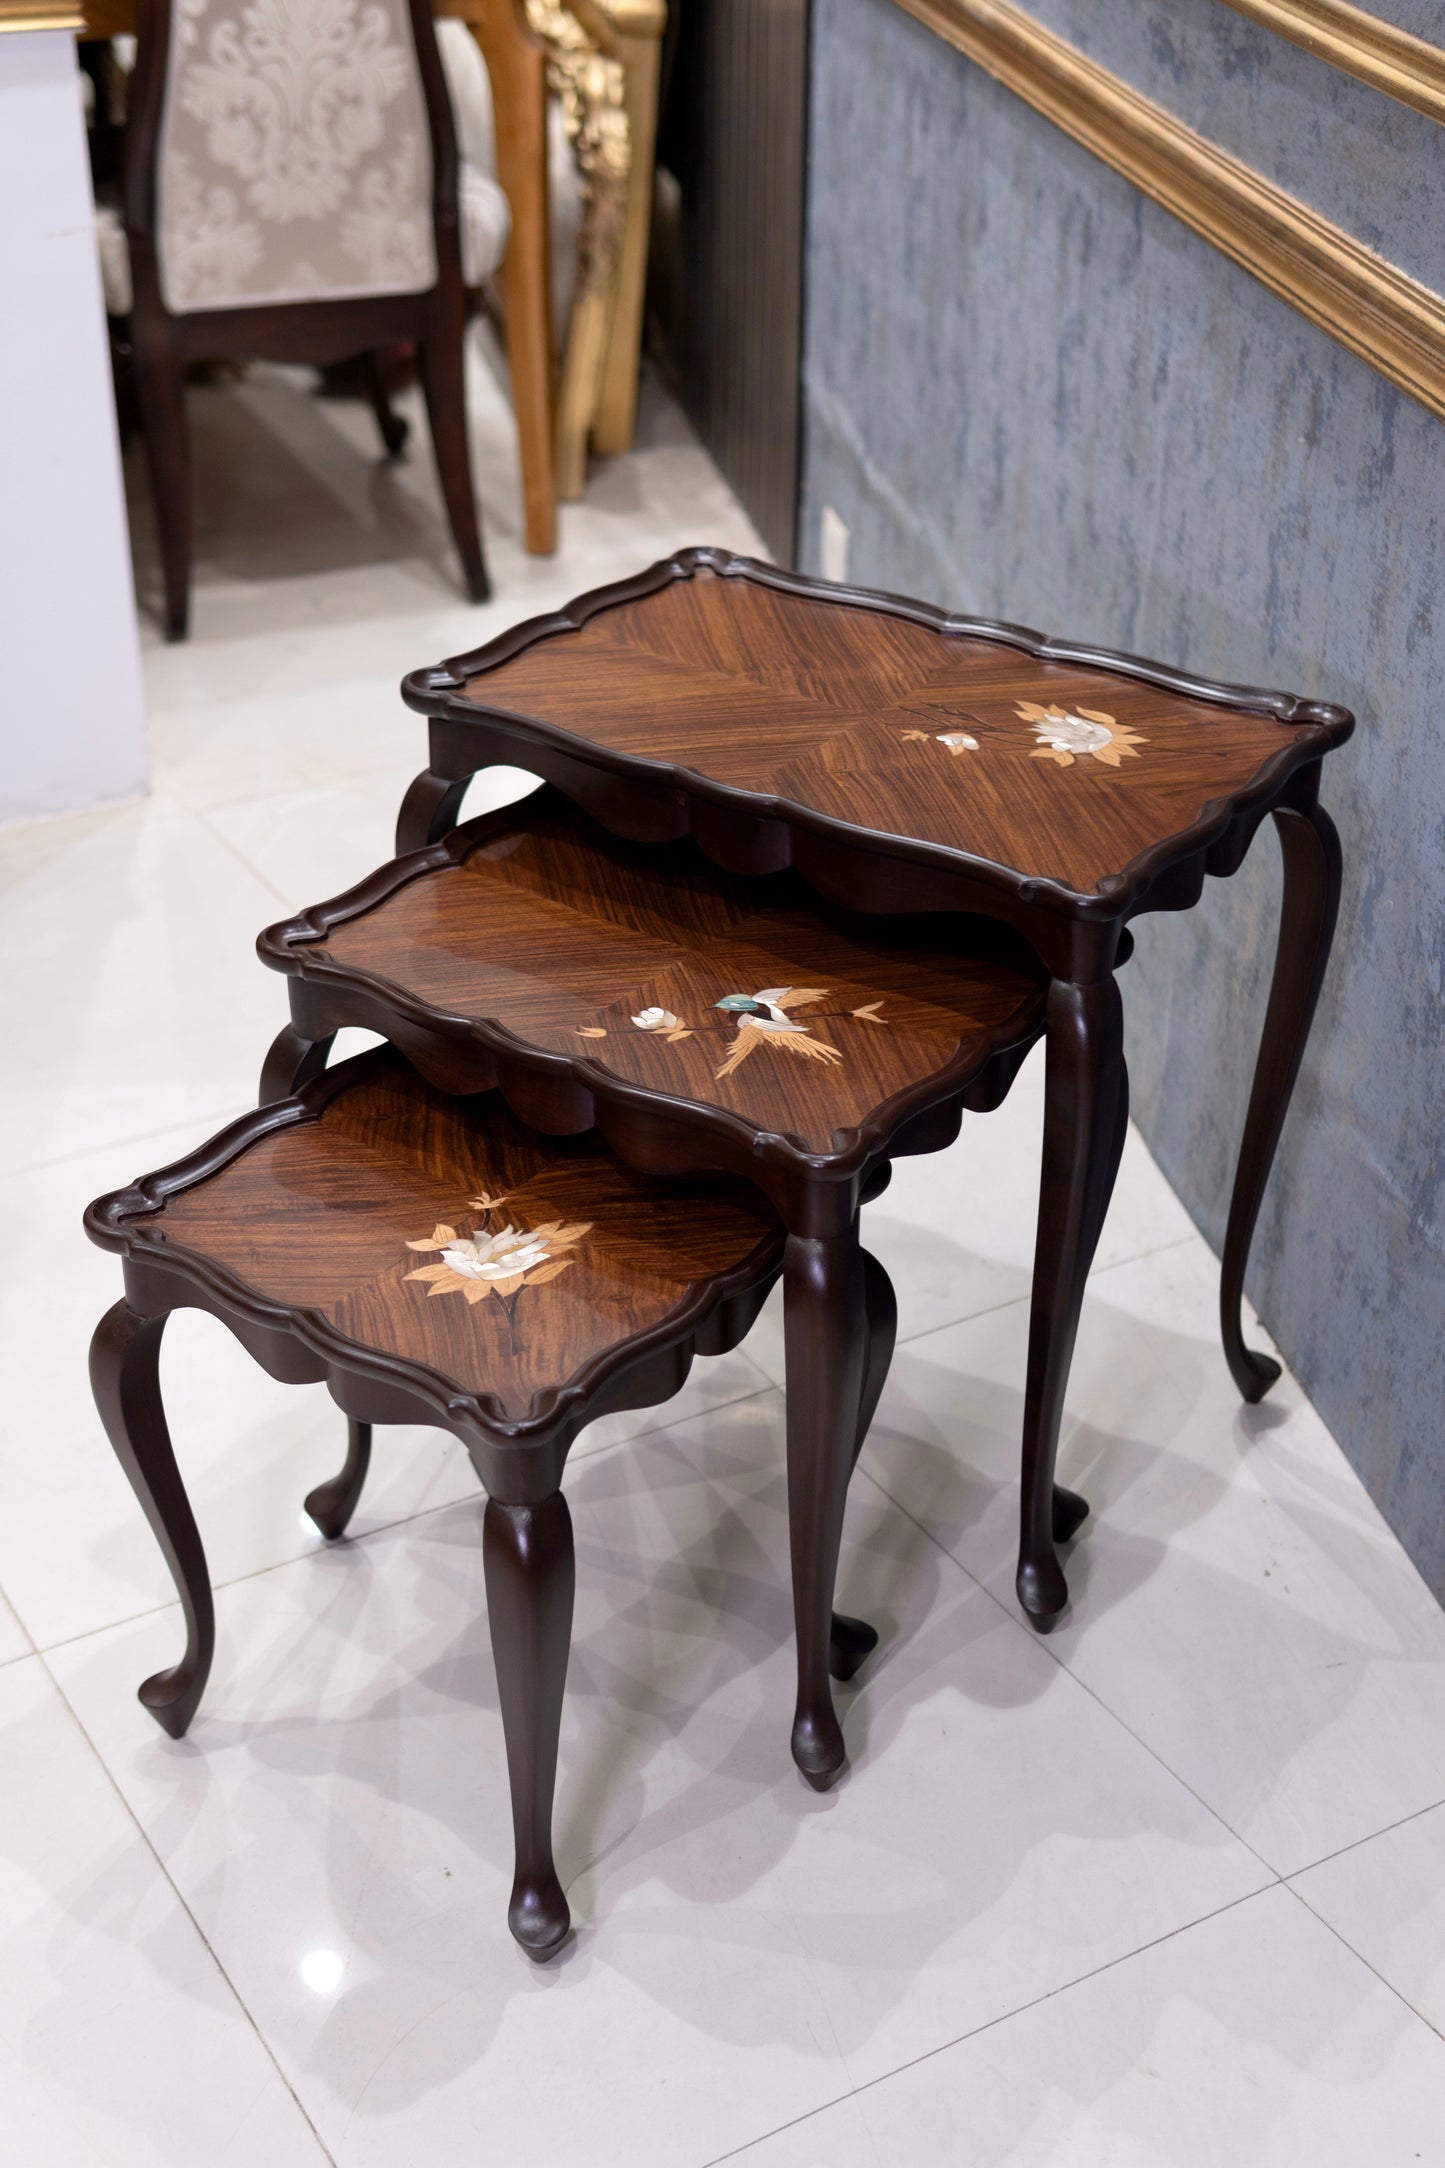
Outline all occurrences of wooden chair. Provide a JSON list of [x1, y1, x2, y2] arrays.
[[105, 0, 511, 638], [85, 1047, 897, 1956]]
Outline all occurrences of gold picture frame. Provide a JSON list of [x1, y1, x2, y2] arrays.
[[892, 0, 1445, 424], [1218, 0, 1445, 127]]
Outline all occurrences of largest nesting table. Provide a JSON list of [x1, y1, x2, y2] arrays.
[[384, 547, 1353, 1631]]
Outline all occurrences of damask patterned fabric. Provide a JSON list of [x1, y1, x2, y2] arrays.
[[155, 0, 440, 312]]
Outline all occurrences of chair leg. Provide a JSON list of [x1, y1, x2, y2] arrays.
[[828, 1245, 897, 1683], [468, 10, 556, 554], [89, 1302, 214, 1737], [132, 332, 192, 641], [1017, 977, 1127, 1629], [258, 1022, 335, 1106], [483, 1492, 574, 1959], [785, 1220, 867, 1789], [365, 350, 410, 459], [304, 1420, 373, 1540], [418, 323, 490, 603], [1220, 801, 1343, 1402]]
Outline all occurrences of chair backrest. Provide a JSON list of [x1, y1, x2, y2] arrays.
[[131, 0, 453, 315]]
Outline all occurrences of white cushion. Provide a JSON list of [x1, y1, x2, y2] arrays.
[[460, 163, 511, 287], [95, 201, 132, 317], [436, 17, 581, 329]]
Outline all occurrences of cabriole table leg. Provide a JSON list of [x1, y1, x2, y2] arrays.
[[1018, 976, 1127, 1630], [785, 1222, 868, 1787], [828, 1245, 897, 1684], [1220, 800, 1343, 1402], [89, 1302, 215, 1738], [483, 1491, 577, 1959]]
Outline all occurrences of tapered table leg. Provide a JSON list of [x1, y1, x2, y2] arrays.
[[1018, 976, 1127, 1629], [785, 1222, 867, 1787], [1221, 802, 1343, 1401], [483, 1491, 575, 1958], [89, 1302, 214, 1737]]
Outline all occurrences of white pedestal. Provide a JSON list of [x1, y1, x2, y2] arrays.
[[0, 27, 146, 827]]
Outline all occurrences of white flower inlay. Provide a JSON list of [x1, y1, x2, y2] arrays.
[[439, 1228, 556, 1282], [936, 731, 979, 753], [1031, 714, 1114, 756], [631, 1007, 679, 1032]]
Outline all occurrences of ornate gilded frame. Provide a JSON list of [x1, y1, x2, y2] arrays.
[[891, 0, 1445, 425]]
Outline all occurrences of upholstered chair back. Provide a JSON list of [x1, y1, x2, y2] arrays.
[[151, 0, 441, 313]]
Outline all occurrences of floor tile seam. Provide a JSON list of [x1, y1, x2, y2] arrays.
[[34, 1649, 341, 2167], [166, 755, 416, 823], [872, 1229, 1204, 1359], [27, 1380, 791, 1657], [1284, 1792, 1445, 1882], [1281, 1878, 1445, 2046], [0, 1105, 249, 1183], [0, 1589, 38, 1661], [851, 1458, 1284, 1881], [699, 1880, 1279, 2168], [192, 804, 296, 907]]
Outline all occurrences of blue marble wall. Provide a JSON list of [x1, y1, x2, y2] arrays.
[[801, 0, 1445, 1597]]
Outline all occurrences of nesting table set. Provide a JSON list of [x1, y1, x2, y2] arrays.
[[86, 548, 1351, 1958]]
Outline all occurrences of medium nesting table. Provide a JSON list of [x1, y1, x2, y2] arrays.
[[258, 788, 1053, 1786], [390, 547, 1353, 1633]]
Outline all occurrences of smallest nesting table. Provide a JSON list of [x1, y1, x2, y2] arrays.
[[85, 1048, 825, 1957]]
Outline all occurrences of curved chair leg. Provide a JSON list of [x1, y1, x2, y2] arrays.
[[785, 1222, 867, 1788], [258, 1022, 335, 1106], [396, 769, 471, 855], [365, 350, 410, 459], [418, 323, 490, 603], [304, 1420, 373, 1540], [483, 1492, 574, 1959], [1018, 977, 1126, 1630], [88, 1302, 214, 1737], [829, 1245, 898, 1683], [1221, 802, 1343, 1402], [132, 331, 191, 642]]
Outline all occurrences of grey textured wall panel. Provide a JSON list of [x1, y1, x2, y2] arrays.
[[802, 0, 1445, 1596]]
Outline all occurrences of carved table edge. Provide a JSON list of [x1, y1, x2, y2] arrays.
[[254, 803, 1052, 1191], [397, 549, 1355, 921], [82, 1050, 787, 1452]]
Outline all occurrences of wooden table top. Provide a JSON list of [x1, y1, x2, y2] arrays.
[[407, 550, 1353, 920], [86, 1048, 782, 1431], [259, 790, 1048, 1197]]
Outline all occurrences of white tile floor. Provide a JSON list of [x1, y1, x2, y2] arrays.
[[3, 339, 1444, 2165]]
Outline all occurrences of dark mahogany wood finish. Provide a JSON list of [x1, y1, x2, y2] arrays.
[[394, 549, 1352, 1628], [85, 1047, 850, 1957], [258, 790, 1052, 1779], [118, 0, 488, 640]]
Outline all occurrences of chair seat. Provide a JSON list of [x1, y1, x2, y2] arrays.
[[95, 161, 511, 321]]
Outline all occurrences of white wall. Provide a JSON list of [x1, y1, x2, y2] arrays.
[[0, 28, 146, 827]]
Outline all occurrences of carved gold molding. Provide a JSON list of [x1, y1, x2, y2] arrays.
[[892, 0, 1445, 424], [0, 0, 85, 28], [1218, 0, 1445, 128]]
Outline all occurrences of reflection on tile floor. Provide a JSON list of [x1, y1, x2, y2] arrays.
[[3, 342, 1443, 2163]]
